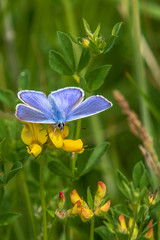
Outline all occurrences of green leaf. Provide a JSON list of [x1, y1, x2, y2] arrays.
[[87, 187, 94, 209], [79, 142, 109, 177], [93, 24, 101, 38], [103, 22, 123, 54], [77, 48, 90, 72], [0, 186, 5, 204], [79, 77, 87, 90], [18, 70, 30, 90], [49, 50, 73, 75], [140, 170, 151, 189], [47, 209, 55, 218], [150, 199, 160, 213], [95, 226, 116, 240], [0, 174, 5, 185], [6, 161, 22, 183], [116, 170, 132, 200], [83, 18, 91, 36], [132, 161, 145, 188], [86, 65, 111, 90], [113, 204, 133, 218], [0, 212, 21, 225], [48, 159, 73, 178], [0, 88, 16, 107], [57, 31, 75, 70], [116, 232, 128, 240]]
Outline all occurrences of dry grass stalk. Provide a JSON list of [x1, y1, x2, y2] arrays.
[[113, 90, 160, 178]]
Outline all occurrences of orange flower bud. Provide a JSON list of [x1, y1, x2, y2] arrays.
[[94, 181, 106, 207], [70, 189, 82, 204], [145, 221, 154, 240], [118, 214, 128, 234]]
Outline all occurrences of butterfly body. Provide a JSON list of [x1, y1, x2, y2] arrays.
[[16, 87, 112, 129]]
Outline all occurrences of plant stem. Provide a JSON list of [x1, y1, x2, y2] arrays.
[[128, 204, 138, 240], [65, 223, 70, 240], [40, 154, 48, 240], [90, 217, 95, 240], [20, 170, 37, 240], [130, 0, 152, 135], [158, 213, 160, 240]]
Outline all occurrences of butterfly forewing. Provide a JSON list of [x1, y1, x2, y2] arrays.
[[66, 95, 112, 122], [16, 104, 56, 123]]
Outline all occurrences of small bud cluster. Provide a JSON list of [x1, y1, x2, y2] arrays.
[[55, 181, 110, 222]]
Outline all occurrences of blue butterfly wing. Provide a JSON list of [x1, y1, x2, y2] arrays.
[[16, 90, 55, 123], [16, 104, 55, 123], [48, 87, 84, 122], [66, 95, 112, 122]]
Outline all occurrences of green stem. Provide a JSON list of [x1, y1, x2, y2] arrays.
[[71, 119, 82, 175], [40, 154, 48, 240], [158, 213, 160, 240], [90, 217, 95, 240], [130, 0, 151, 135], [20, 171, 37, 240], [128, 204, 138, 240], [65, 223, 70, 240]]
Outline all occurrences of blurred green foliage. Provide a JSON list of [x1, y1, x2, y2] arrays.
[[0, 0, 160, 239]]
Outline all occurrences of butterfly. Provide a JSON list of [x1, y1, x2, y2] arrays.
[[15, 87, 112, 130]]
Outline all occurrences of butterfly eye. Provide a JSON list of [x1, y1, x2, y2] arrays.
[[57, 122, 64, 130]]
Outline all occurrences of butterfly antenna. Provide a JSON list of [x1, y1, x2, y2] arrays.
[[46, 125, 57, 138], [67, 123, 86, 130]]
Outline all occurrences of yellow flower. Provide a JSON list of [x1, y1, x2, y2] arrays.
[[148, 189, 158, 206], [80, 205, 93, 222], [118, 214, 128, 234], [69, 189, 93, 222], [118, 214, 138, 239], [94, 200, 110, 216], [48, 125, 84, 153], [21, 123, 48, 157]]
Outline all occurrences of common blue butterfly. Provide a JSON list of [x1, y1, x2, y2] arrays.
[[15, 87, 112, 130]]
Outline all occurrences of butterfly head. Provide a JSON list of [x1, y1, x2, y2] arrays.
[[56, 122, 65, 131]]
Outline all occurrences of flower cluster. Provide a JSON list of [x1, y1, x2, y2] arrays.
[[55, 181, 110, 222], [21, 123, 84, 157], [118, 214, 154, 240]]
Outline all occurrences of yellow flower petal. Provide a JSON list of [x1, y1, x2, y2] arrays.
[[48, 126, 63, 148], [70, 189, 82, 204], [128, 218, 138, 239], [21, 124, 34, 145], [80, 206, 93, 222], [119, 214, 128, 234], [62, 139, 83, 153], [62, 125, 69, 138], [27, 143, 42, 157], [21, 123, 47, 145]]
